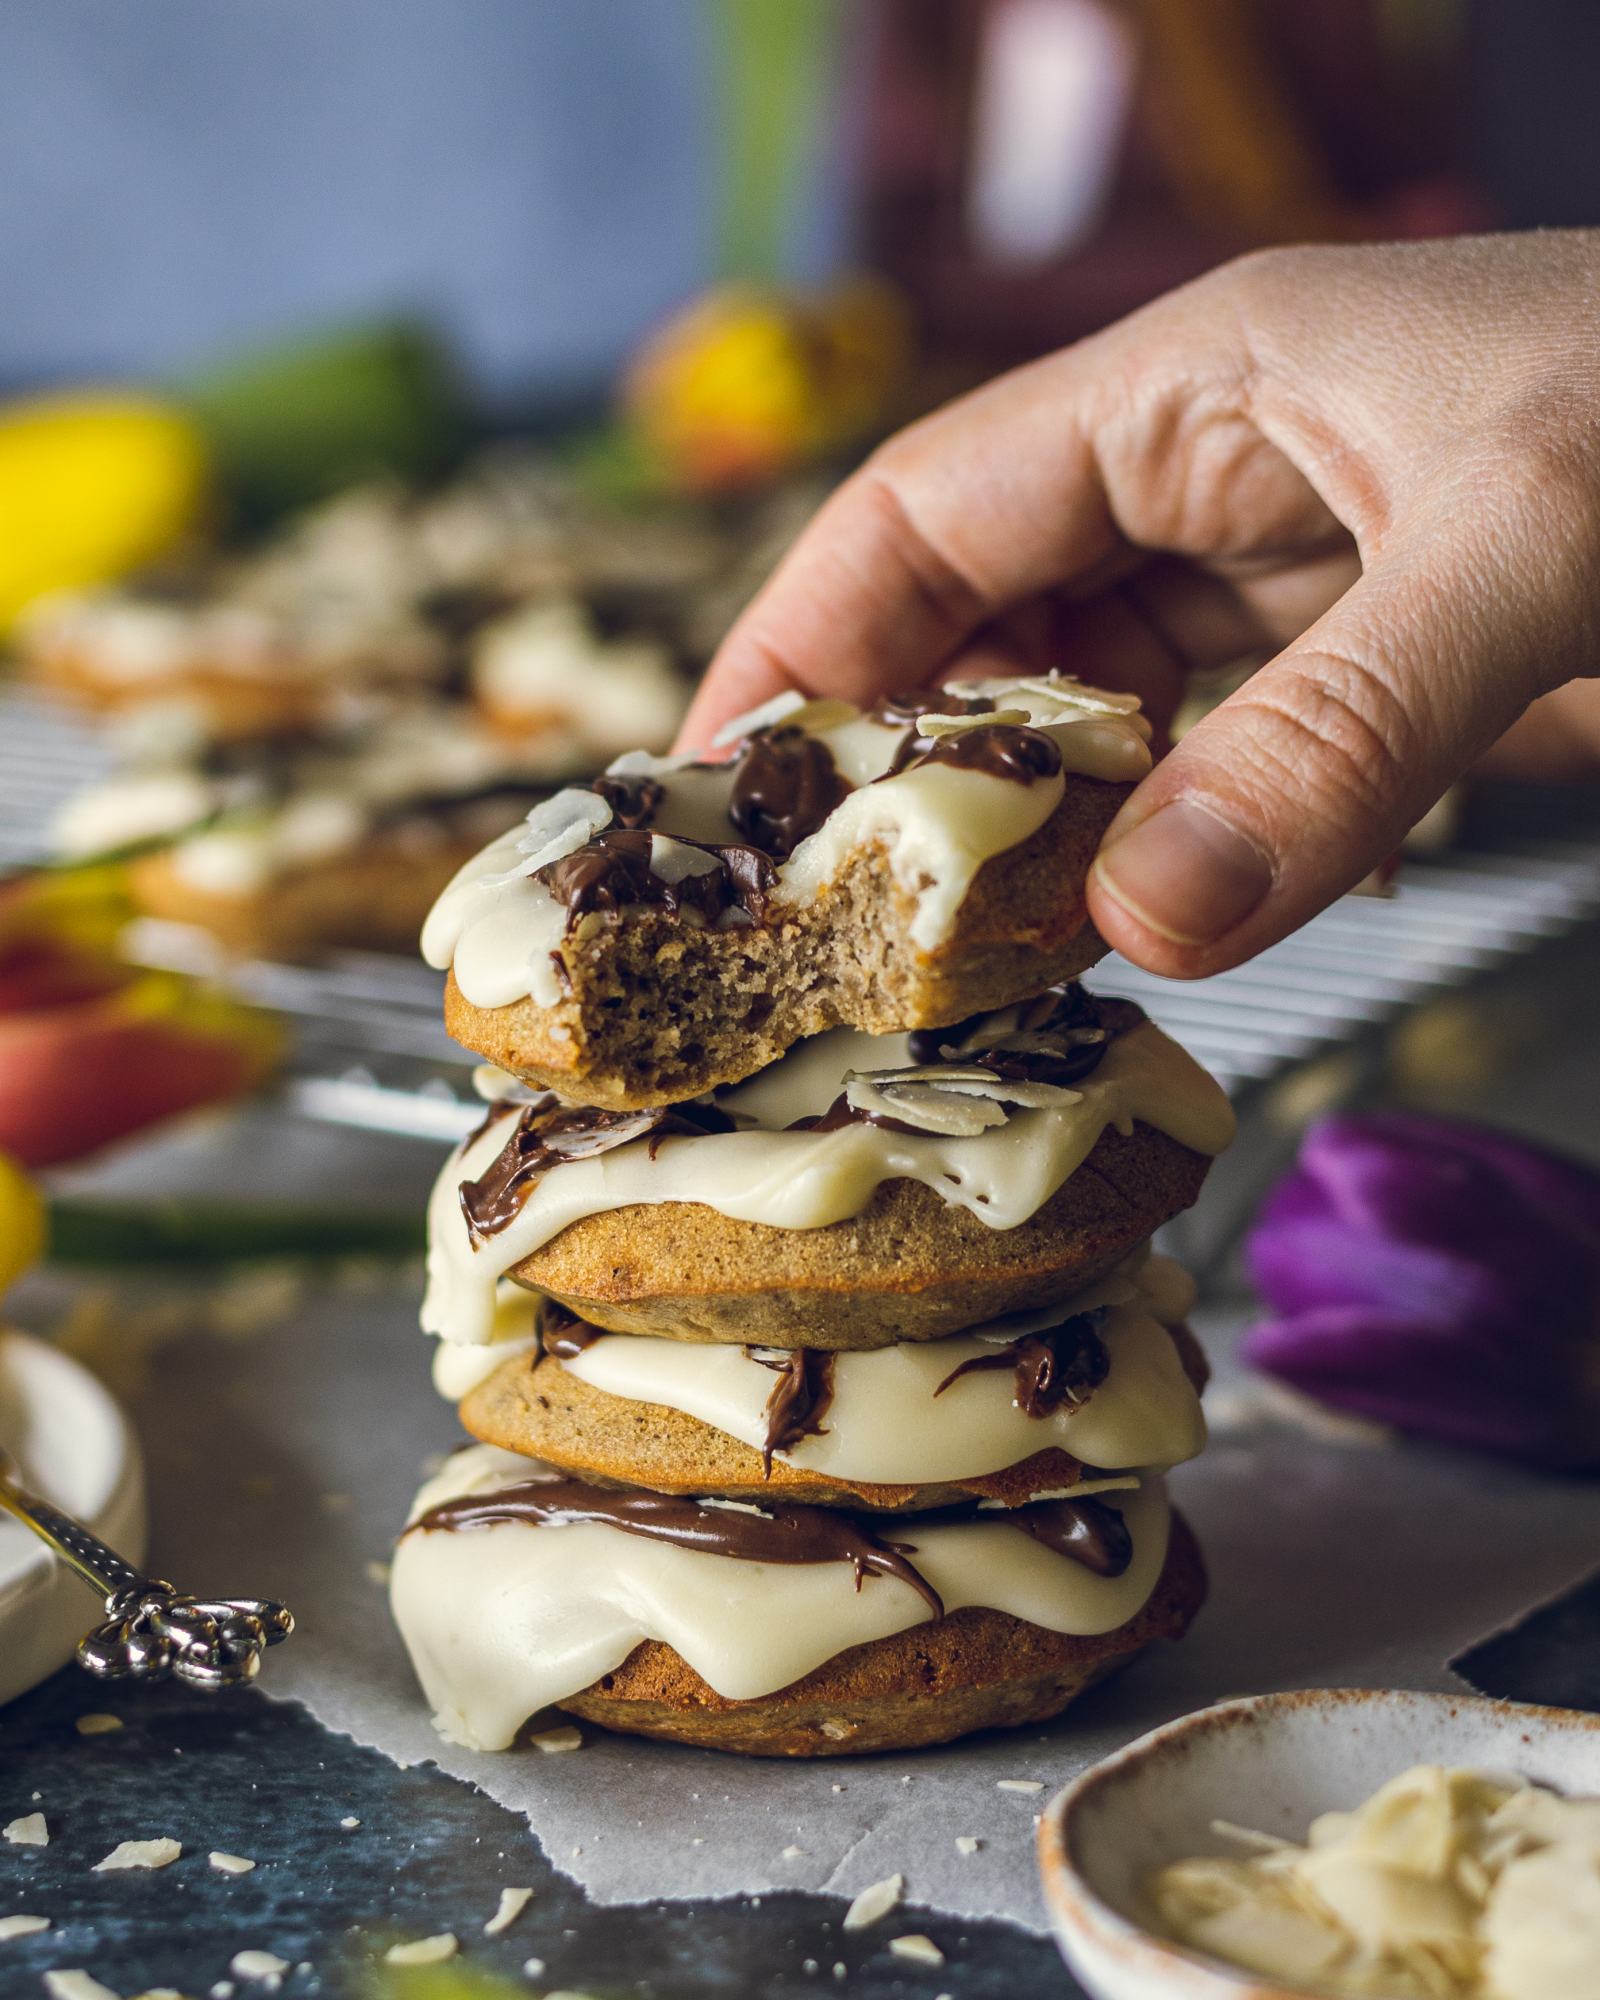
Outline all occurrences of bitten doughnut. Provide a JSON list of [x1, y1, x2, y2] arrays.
[[423, 673, 1155, 1108]]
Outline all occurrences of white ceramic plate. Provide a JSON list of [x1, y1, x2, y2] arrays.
[[1038, 1687, 1600, 2000], [0, 1328, 146, 1708]]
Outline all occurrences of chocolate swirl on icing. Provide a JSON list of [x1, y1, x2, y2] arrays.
[[590, 770, 665, 829], [748, 1349, 837, 1473], [540, 1299, 604, 1361], [908, 981, 1146, 1088], [727, 729, 852, 862], [907, 723, 1063, 784], [934, 1311, 1111, 1418], [460, 1098, 737, 1240], [409, 1477, 946, 1615], [870, 690, 997, 727], [1006, 1494, 1132, 1577], [536, 828, 777, 930]]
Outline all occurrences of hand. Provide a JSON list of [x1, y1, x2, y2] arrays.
[[680, 234, 1600, 977]]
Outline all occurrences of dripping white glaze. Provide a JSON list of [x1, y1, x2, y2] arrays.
[[553, 1256, 1205, 1484], [421, 1018, 1235, 1345], [389, 1444, 1171, 1750]]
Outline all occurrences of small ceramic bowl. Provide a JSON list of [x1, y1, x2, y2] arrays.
[[1038, 1687, 1600, 2000], [0, 1328, 146, 1708]]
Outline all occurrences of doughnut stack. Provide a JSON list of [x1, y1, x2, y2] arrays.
[[391, 674, 1235, 1757]]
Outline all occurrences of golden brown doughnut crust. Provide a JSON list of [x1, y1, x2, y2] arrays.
[[460, 1323, 1209, 1511], [553, 1511, 1206, 1756], [512, 1123, 1211, 1345], [444, 775, 1129, 1110]]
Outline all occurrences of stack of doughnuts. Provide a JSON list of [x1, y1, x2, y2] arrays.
[[392, 673, 1236, 1757]]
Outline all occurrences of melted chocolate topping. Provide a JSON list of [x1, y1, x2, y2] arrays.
[[870, 690, 997, 727], [536, 828, 777, 931], [934, 1312, 1111, 1418], [591, 770, 665, 829], [460, 1097, 737, 1239], [541, 1299, 604, 1361], [410, 1477, 945, 1615], [1007, 1494, 1132, 1577], [907, 981, 1145, 1088], [727, 729, 852, 862], [749, 1349, 837, 1474], [908, 723, 1063, 783]]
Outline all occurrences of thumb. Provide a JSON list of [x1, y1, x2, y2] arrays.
[[1086, 509, 1592, 977]]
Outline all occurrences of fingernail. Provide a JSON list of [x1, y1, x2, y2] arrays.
[[1093, 797, 1273, 947]]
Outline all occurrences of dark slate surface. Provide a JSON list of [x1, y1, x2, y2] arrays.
[[1452, 1567, 1600, 1713], [0, 1667, 1081, 1999]]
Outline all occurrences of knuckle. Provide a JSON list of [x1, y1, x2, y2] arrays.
[[848, 462, 991, 634], [1229, 652, 1415, 829]]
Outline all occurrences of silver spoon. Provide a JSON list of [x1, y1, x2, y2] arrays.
[[0, 1454, 293, 1690]]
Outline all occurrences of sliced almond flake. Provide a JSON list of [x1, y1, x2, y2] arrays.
[[483, 1885, 533, 1935], [648, 835, 723, 885], [843, 1073, 1005, 1139], [209, 1852, 257, 1874], [699, 1498, 771, 1517], [529, 1725, 583, 1754], [74, 1714, 123, 1737], [955, 1836, 980, 1856], [996, 1779, 1044, 1795], [338, 1816, 361, 1829], [0, 1914, 49, 1939], [782, 1846, 808, 1860], [229, 1950, 289, 1980], [889, 1935, 946, 1967], [842, 1874, 903, 1931], [512, 788, 612, 870], [382, 1934, 458, 1966], [43, 1974, 120, 2000], [4, 1811, 47, 1844], [94, 1837, 181, 1871], [915, 707, 1029, 737], [712, 689, 856, 748]]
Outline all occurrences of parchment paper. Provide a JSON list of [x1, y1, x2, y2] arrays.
[[21, 1109, 1600, 1935]]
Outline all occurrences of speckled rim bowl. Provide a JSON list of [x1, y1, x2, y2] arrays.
[[1037, 1687, 1600, 2000]]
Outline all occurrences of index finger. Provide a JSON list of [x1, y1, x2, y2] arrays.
[[676, 345, 1129, 749]]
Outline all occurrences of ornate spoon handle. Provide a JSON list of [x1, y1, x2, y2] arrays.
[[0, 1455, 293, 1690]]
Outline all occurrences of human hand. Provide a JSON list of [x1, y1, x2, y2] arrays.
[[680, 234, 1600, 976]]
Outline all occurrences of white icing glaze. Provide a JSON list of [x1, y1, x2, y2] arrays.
[[389, 1444, 1171, 1749], [560, 1263, 1206, 1483], [421, 1017, 1235, 1345], [431, 1284, 540, 1400], [422, 672, 1155, 1008]]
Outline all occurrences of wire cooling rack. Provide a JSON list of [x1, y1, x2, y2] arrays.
[[6, 685, 1600, 1171]]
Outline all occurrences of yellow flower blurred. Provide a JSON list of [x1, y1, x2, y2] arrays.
[[0, 1153, 46, 1296], [0, 391, 210, 630]]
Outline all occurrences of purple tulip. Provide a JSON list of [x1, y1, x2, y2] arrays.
[[1242, 1113, 1600, 1468]]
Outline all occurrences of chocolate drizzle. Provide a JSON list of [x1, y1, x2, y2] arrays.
[[727, 729, 851, 861], [460, 1096, 737, 1240], [1006, 1495, 1132, 1577], [409, 1477, 946, 1615], [540, 1299, 604, 1361], [411, 1473, 1135, 1590], [590, 770, 665, 828], [870, 690, 997, 727], [535, 828, 777, 931], [934, 1312, 1111, 1418], [908, 981, 1146, 1088], [906, 723, 1063, 785], [748, 1349, 837, 1473]]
